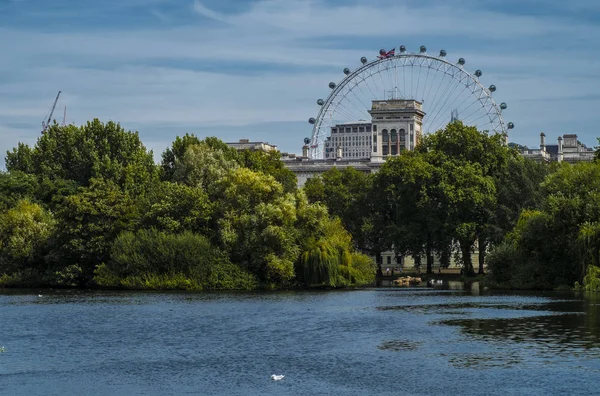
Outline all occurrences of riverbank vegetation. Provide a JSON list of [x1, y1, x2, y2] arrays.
[[2, 119, 599, 290], [0, 120, 374, 290]]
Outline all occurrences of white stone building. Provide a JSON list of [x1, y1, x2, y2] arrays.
[[517, 133, 595, 163], [282, 99, 425, 186], [325, 122, 372, 159], [226, 139, 278, 153]]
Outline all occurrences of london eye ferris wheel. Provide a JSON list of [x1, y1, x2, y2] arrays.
[[307, 45, 513, 159]]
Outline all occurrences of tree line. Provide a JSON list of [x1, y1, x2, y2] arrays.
[[0, 120, 374, 290], [305, 121, 600, 290], [2, 119, 600, 290]]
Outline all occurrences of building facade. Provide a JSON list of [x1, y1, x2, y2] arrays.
[[517, 133, 596, 163], [369, 99, 424, 161], [325, 122, 372, 159], [226, 139, 278, 152], [283, 99, 425, 186]]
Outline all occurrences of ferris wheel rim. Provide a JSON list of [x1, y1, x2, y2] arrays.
[[309, 51, 508, 159]]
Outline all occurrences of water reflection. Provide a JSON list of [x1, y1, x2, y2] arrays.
[[377, 339, 421, 351], [432, 295, 600, 370]]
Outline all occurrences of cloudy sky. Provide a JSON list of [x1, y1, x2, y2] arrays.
[[1, 0, 599, 166]]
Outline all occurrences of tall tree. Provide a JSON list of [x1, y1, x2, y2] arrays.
[[373, 153, 438, 273], [304, 167, 372, 250], [51, 177, 139, 281], [6, 120, 158, 192], [160, 133, 202, 181]]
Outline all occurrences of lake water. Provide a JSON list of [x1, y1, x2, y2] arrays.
[[1, 283, 599, 395]]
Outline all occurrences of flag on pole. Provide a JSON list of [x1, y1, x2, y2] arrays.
[[378, 48, 395, 59]]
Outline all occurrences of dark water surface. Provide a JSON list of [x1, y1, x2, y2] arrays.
[[1, 284, 599, 395]]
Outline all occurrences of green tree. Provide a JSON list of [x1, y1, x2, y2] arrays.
[[0, 200, 56, 282], [218, 168, 299, 283], [304, 167, 372, 250], [6, 120, 158, 192], [373, 153, 438, 273], [434, 158, 496, 275], [51, 177, 139, 281], [489, 161, 600, 288], [0, 171, 38, 211], [4, 142, 34, 173], [160, 133, 202, 181], [422, 121, 509, 274], [239, 149, 297, 193], [172, 142, 239, 192], [140, 181, 213, 235]]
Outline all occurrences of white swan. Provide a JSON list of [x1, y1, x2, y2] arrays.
[[271, 374, 285, 381]]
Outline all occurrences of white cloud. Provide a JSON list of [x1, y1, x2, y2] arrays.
[[193, 0, 600, 39]]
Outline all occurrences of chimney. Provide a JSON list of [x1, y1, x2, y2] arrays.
[[336, 145, 343, 160], [558, 136, 563, 162], [540, 132, 546, 151], [302, 145, 309, 158]]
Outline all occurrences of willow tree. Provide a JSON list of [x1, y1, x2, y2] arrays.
[[298, 217, 373, 287]]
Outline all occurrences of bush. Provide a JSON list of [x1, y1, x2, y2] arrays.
[[581, 265, 600, 292], [94, 229, 259, 290]]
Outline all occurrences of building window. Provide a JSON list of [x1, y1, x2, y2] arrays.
[[367, 125, 372, 132], [332, 128, 337, 133], [382, 129, 388, 143], [352, 127, 358, 133], [391, 129, 397, 143], [373, 134, 377, 143], [373, 125, 377, 132], [399, 129, 406, 142], [383, 145, 389, 156], [345, 127, 351, 133], [391, 145, 397, 155], [387, 256, 391, 265]]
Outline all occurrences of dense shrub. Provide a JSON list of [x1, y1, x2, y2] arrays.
[[94, 229, 258, 290]]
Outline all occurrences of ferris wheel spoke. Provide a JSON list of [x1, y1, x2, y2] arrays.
[[415, 60, 424, 102], [456, 93, 484, 120], [392, 65, 408, 99], [420, 60, 434, 104], [335, 100, 364, 122], [359, 72, 379, 101], [341, 84, 370, 119], [424, 71, 452, 131], [461, 103, 488, 125], [403, 61, 406, 101], [377, 66, 388, 98], [348, 85, 372, 115], [383, 63, 396, 98], [428, 79, 467, 130], [423, 62, 444, 110], [365, 69, 383, 102], [427, 70, 463, 129], [443, 85, 478, 121], [470, 112, 488, 123], [464, 112, 492, 126]]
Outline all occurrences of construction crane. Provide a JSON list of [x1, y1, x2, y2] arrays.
[[62, 106, 67, 126], [42, 90, 61, 133]]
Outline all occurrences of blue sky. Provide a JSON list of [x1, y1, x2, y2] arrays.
[[1, 0, 599, 166]]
